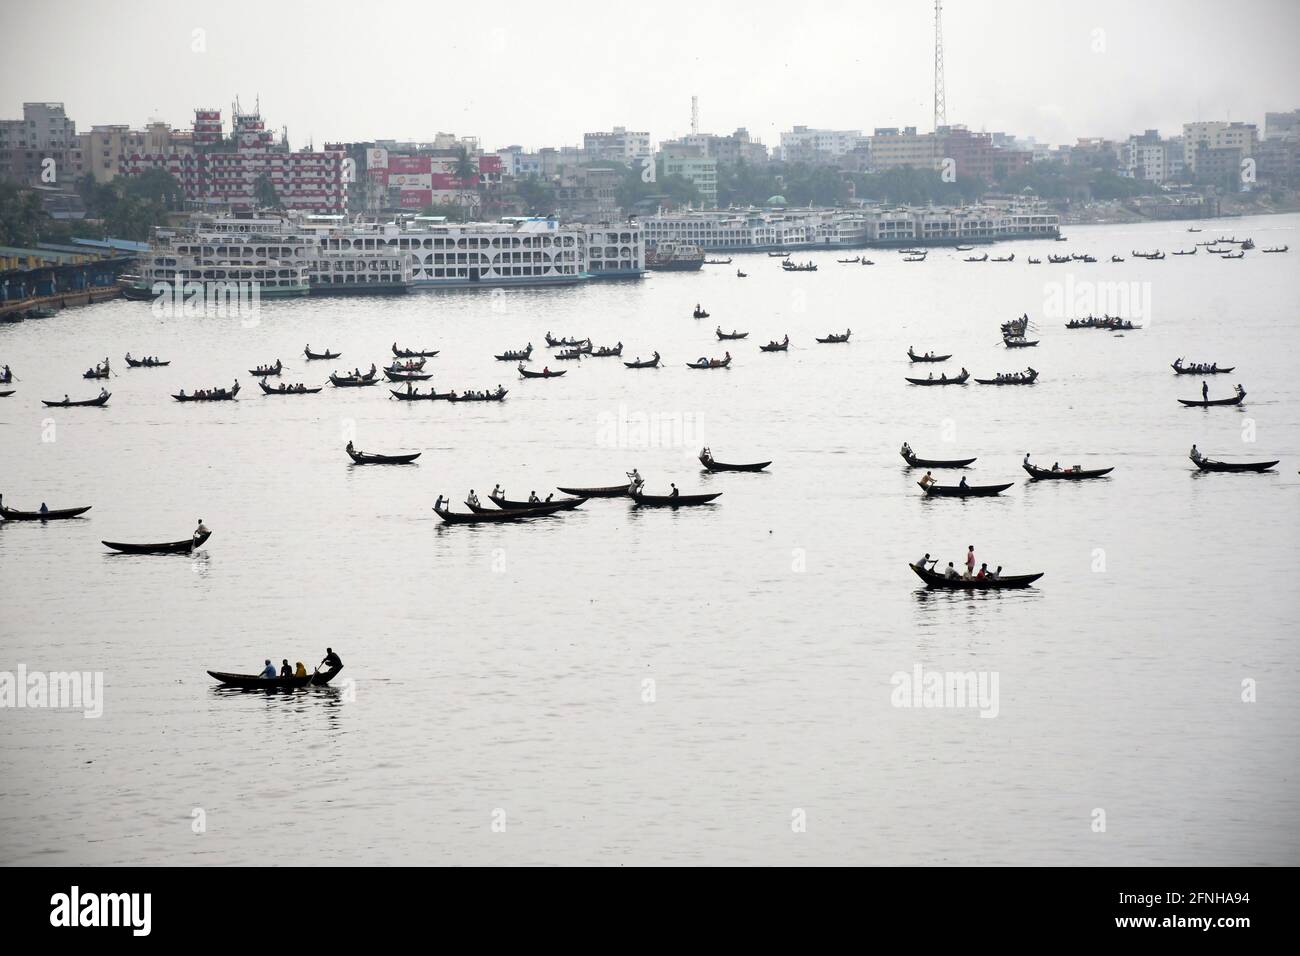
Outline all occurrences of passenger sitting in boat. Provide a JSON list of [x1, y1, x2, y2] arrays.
[[543, 366, 550, 374], [295, 662, 307, 678], [468, 489, 480, 507], [1189, 444, 1201, 461], [1024, 452, 1031, 466], [1051, 462, 1061, 472], [988, 566, 1002, 581], [958, 476, 969, 488], [492, 484, 502, 498], [280, 659, 293, 678], [669, 483, 679, 498], [528, 491, 540, 504], [39, 502, 48, 515], [944, 562, 959, 579], [99, 388, 108, 399], [346, 440, 355, 454], [259, 660, 277, 680], [1235, 384, 1245, 397], [976, 563, 989, 579], [901, 442, 913, 458]]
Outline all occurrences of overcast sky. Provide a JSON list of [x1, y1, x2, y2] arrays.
[[3, 0, 1297, 151]]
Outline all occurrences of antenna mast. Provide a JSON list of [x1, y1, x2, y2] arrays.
[[691, 96, 699, 135], [933, 0, 947, 130]]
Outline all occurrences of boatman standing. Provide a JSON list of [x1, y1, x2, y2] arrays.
[[320, 647, 343, 677]]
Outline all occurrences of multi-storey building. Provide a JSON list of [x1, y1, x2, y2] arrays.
[[780, 126, 865, 164], [659, 143, 718, 207], [868, 127, 940, 171], [1182, 121, 1257, 173], [583, 127, 651, 165]]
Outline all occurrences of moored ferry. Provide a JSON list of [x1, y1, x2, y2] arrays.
[[645, 240, 705, 271]]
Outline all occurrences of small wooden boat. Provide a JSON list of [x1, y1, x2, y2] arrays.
[[0, 389, 13, 397], [1023, 463, 1114, 480], [907, 349, 951, 362], [554, 349, 584, 360], [544, 334, 589, 348], [903, 255, 927, 262], [692, 309, 710, 318], [434, 500, 570, 524], [1178, 389, 1245, 407], [386, 357, 426, 371], [1111, 255, 1125, 262], [910, 563, 1042, 590], [383, 368, 433, 382], [624, 353, 661, 369], [705, 257, 733, 265], [736, 271, 748, 277], [259, 381, 322, 395], [393, 345, 439, 358], [905, 371, 969, 386], [1262, 245, 1288, 253], [1221, 251, 1244, 259], [390, 387, 454, 401], [82, 367, 111, 380], [919, 481, 1012, 497], [488, 493, 587, 511], [816, 330, 851, 344], [467, 497, 583, 516], [964, 253, 988, 262], [518, 365, 566, 378], [686, 356, 731, 368], [1003, 336, 1039, 348], [43, 393, 112, 407], [329, 374, 380, 388], [901, 450, 976, 468], [0, 501, 92, 521], [837, 256, 861, 264], [759, 340, 789, 352], [446, 388, 508, 403], [699, 454, 770, 473], [248, 361, 283, 377], [1171, 362, 1234, 375], [104, 530, 212, 554], [347, 446, 421, 465], [556, 484, 631, 498], [1172, 249, 1196, 256], [991, 254, 1015, 262], [716, 329, 749, 340], [173, 385, 239, 402], [125, 356, 169, 368], [975, 369, 1038, 385], [495, 346, 533, 361], [1190, 455, 1278, 473], [304, 347, 341, 360], [207, 667, 342, 690], [767, 251, 791, 257], [630, 489, 722, 507], [1028, 257, 1041, 264]]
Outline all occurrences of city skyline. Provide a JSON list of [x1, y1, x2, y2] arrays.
[[3, 0, 1297, 151]]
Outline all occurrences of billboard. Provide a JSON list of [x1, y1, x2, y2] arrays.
[[399, 189, 433, 208], [389, 155, 432, 175], [367, 147, 388, 170]]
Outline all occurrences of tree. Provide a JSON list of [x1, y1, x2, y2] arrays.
[[253, 174, 282, 210], [514, 174, 557, 216]]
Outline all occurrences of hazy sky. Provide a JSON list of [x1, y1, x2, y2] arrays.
[[3, 0, 1297, 150]]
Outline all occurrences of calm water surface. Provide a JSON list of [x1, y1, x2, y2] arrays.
[[2, 214, 1298, 865]]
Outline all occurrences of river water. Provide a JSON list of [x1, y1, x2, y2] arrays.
[[2, 213, 1297, 865]]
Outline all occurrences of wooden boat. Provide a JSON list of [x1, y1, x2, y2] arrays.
[[975, 369, 1038, 385], [207, 667, 342, 690], [347, 447, 421, 465], [434, 501, 565, 524], [1111, 255, 1125, 262], [964, 253, 988, 262], [736, 271, 748, 277], [1171, 362, 1234, 375], [919, 481, 1012, 497], [488, 493, 587, 511], [705, 257, 733, 264], [82, 367, 111, 379], [518, 365, 565, 378], [759, 340, 789, 352], [901, 450, 976, 468], [1178, 390, 1246, 407], [495, 346, 533, 361], [248, 361, 283, 376], [908, 350, 951, 362], [624, 354, 661, 369], [905, 371, 969, 386], [1190, 455, 1277, 473], [385, 357, 426, 371], [1003, 336, 1039, 348], [393, 345, 439, 358], [304, 348, 340, 360], [556, 484, 631, 498], [0, 389, 13, 397], [1221, 251, 1244, 259], [1023, 463, 1114, 480], [383, 368, 433, 381], [816, 330, 851, 344], [259, 381, 322, 395], [910, 562, 1042, 590], [1173, 249, 1196, 255], [554, 349, 584, 360], [686, 356, 731, 368], [716, 329, 749, 340], [781, 263, 817, 272], [699, 454, 770, 472], [1262, 245, 1288, 253], [544, 334, 589, 347], [1028, 257, 1041, 264], [446, 388, 508, 403], [630, 489, 722, 507], [329, 373, 380, 388], [104, 530, 211, 554], [467, 497, 583, 516], [592, 344, 624, 357], [767, 251, 791, 257], [125, 356, 169, 368], [173, 385, 239, 402], [42, 393, 111, 407], [991, 254, 1014, 262], [0, 502, 92, 521], [390, 387, 454, 401], [692, 309, 710, 318], [903, 254, 927, 262]]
